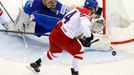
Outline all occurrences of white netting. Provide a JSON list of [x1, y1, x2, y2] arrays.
[[106, 0, 131, 30]]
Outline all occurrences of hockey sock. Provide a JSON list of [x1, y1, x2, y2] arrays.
[[72, 58, 82, 72]]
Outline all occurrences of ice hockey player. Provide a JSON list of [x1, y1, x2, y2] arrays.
[[0, 7, 10, 30], [9, 0, 69, 37], [27, 0, 104, 75]]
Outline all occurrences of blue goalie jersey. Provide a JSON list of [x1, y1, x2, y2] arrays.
[[24, 0, 69, 37]]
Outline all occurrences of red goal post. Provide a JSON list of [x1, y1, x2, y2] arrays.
[[102, 0, 106, 34]]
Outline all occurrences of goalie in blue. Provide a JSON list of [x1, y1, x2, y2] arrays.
[[7, 0, 103, 37], [8, 0, 69, 37]]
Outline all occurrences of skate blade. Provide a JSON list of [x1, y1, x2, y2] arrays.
[[26, 66, 38, 73]]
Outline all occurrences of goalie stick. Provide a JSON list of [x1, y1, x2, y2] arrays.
[[90, 39, 99, 44], [0, 29, 50, 36], [83, 39, 99, 47], [0, 2, 14, 23]]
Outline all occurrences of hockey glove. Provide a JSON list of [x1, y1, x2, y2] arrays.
[[92, 7, 103, 19], [90, 16, 104, 33], [95, 7, 103, 18], [79, 33, 94, 47]]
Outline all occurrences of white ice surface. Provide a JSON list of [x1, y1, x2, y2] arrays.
[[0, 28, 132, 64], [0, 23, 134, 75]]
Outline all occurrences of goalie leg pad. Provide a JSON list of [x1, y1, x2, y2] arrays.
[[14, 9, 31, 32], [25, 21, 36, 33]]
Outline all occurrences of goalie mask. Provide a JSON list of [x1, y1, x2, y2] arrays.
[[42, 0, 57, 9], [90, 16, 105, 33]]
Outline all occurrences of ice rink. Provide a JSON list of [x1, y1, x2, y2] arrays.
[[0, 28, 134, 75], [0, 0, 134, 75]]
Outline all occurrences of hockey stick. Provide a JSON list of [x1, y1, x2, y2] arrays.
[[83, 39, 100, 47], [91, 39, 99, 44], [0, 29, 50, 36], [0, 2, 14, 23]]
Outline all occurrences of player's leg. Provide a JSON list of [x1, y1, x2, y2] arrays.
[[71, 58, 83, 75], [51, 22, 84, 75], [72, 51, 84, 75], [28, 50, 62, 73], [68, 39, 84, 75], [29, 51, 60, 72]]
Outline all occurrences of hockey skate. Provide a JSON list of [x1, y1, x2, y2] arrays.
[[71, 68, 79, 75], [27, 58, 41, 73]]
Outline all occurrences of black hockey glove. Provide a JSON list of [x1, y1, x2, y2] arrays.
[[79, 33, 94, 47], [94, 7, 103, 19]]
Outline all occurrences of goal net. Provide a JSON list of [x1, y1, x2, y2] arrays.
[[95, 0, 131, 51], [104, 0, 131, 33]]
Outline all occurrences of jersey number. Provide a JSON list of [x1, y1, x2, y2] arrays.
[[64, 10, 77, 23]]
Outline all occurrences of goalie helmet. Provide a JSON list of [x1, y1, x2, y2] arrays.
[[42, 0, 57, 8], [84, 0, 98, 9]]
